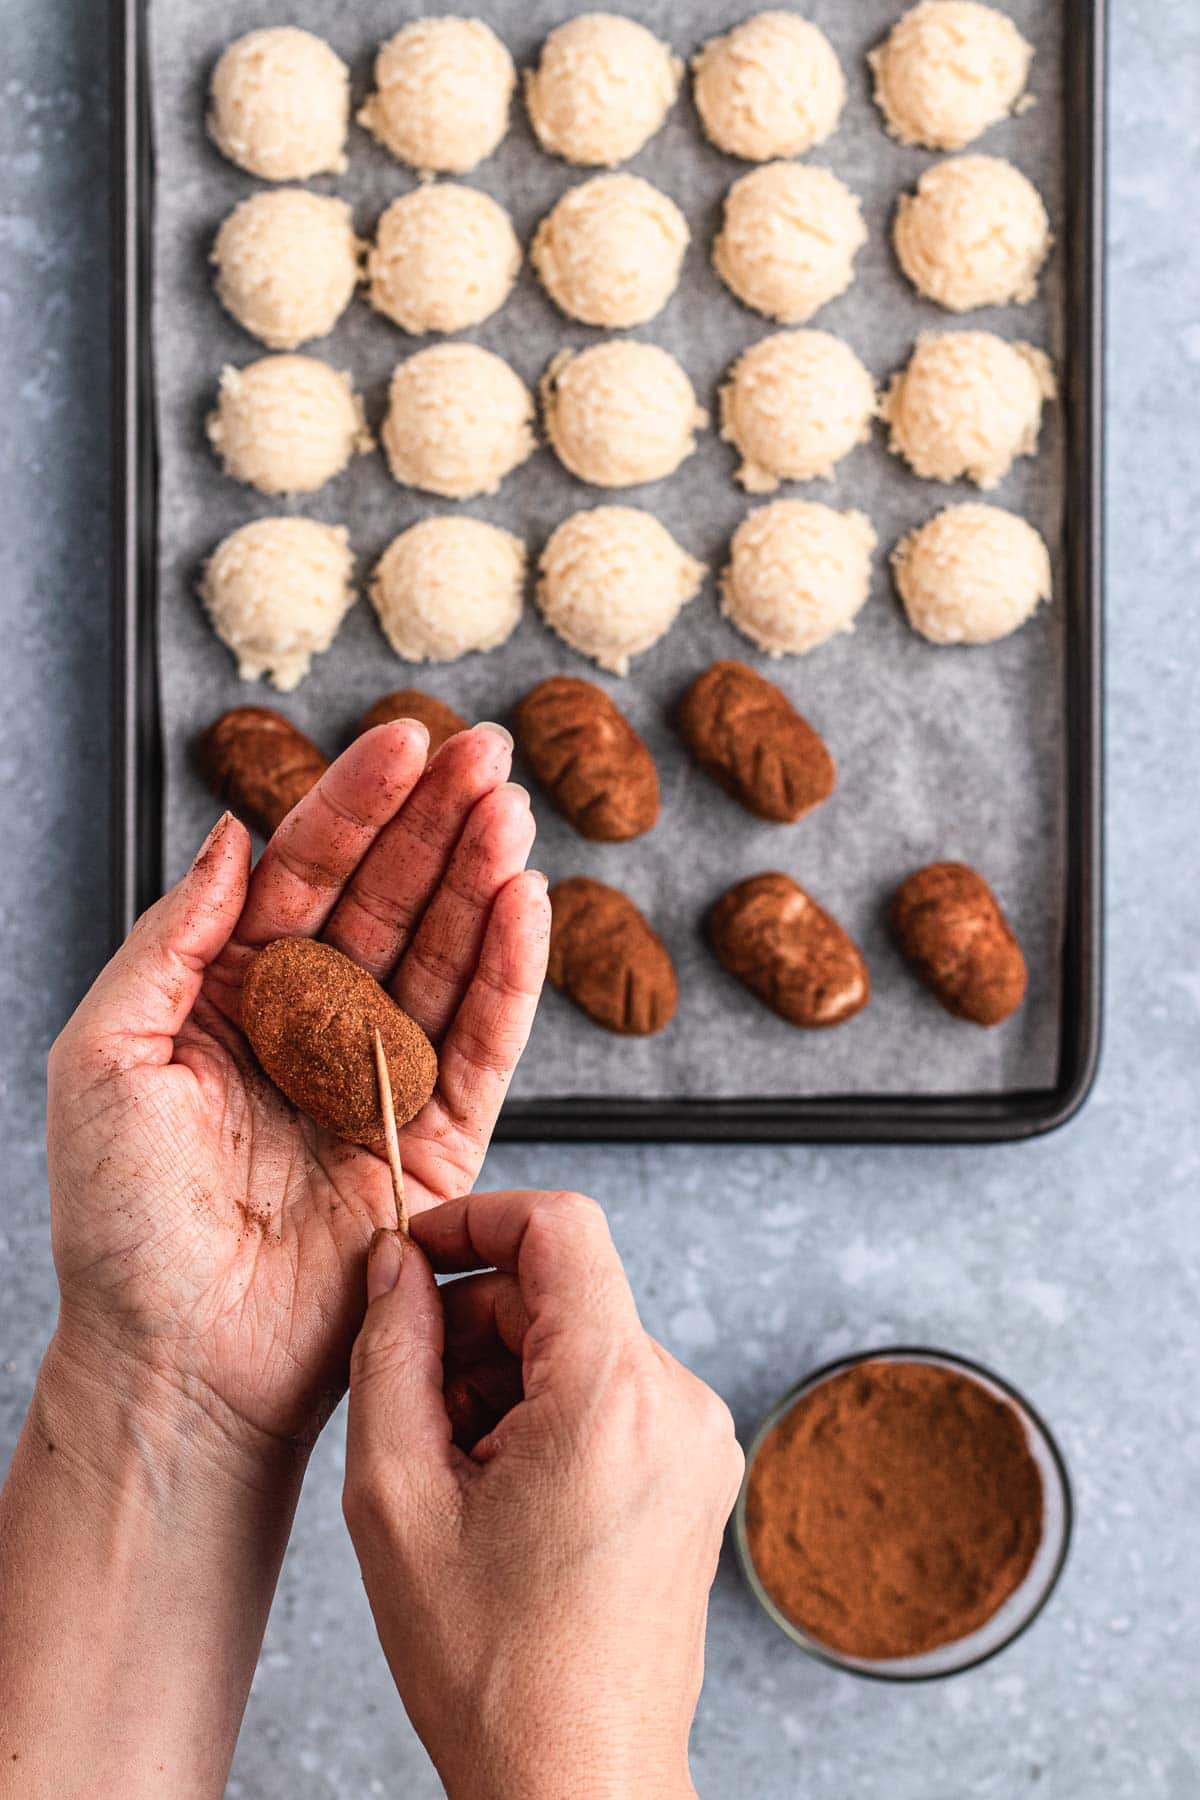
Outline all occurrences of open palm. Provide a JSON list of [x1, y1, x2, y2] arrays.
[[47, 722, 549, 1447]]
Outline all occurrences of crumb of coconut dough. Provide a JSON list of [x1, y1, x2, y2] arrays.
[[531, 174, 689, 328], [201, 518, 356, 691], [882, 331, 1056, 488], [894, 155, 1052, 311], [208, 28, 349, 181], [525, 14, 681, 166], [358, 16, 515, 175], [721, 500, 876, 656], [713, 163, 867, 324], [693, 12, 846, 161], [892, 503, 1051, 644], [870, 1, 1034, 152], [537, 507, 704, 675], [381, 345, 535, 501], [720, 331, 877, 491], [541, 341, 707, 488]]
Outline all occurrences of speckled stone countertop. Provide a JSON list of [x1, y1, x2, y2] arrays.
[[1, 4, 1198, 1796]]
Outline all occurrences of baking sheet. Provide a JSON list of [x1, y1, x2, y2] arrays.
[[149, 0, 1069, 1102]]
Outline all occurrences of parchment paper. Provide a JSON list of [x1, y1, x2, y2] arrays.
[[150, 0, 1067, 1102]]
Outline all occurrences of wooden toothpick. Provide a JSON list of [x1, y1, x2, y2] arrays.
[[373, 1028, 408, 1236]]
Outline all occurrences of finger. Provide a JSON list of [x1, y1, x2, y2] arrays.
[[391, 783, 536, 1043], [441, 1270, 531, 1363], [345, 1231, 462, 1491], [235, 723, 431, 949], [409, 1190, 641, 1353], [56, 813, 250, 1069], [322, 725, 514, 981], [404, 873, 548, 1180]]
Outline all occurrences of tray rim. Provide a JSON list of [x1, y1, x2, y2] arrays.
[[112, 0, 1106, 1146]]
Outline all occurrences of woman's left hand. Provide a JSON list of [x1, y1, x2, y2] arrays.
[[46, 720, 549, 1455]]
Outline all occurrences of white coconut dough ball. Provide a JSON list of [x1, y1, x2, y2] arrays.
[[370, 518, 526, 663], [208, 28, 349, 181], [368, 186, 521, 336], [713, 163, 867, 324], [537, 506, 704, 675], [212, 192, 362, 352], [870, 1, 1034, 151], [541, 342, 706, 488], [894, 155, 1051, 311], [206, 356, 371, 497], [882, 331, 1056, 489], [358, 17, 515, 175], [721, 500, 876, 656], [381, 345, 535, 500], [200, 518, 355, 692], [693, 12, 846, 161], [525, 14, 681, 167], [720, 331, 876, 491], [892, 503, 1051, 644], [531, 175, 689, 328]]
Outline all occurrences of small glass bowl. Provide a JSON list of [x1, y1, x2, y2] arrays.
[[733, 1346, 1073, 1682]]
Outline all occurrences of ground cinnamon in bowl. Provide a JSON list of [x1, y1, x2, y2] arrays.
[[741, 1354, 1049, 1666]]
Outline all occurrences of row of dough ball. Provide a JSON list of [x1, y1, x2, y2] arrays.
[[207, 5, 1035, 185], [205, 328, 1054, 505], [200, 502, 1051, 694], [211, 154, 1052, 357]]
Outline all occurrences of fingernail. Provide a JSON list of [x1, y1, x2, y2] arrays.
[[528, 870, 549, 891], [367, 1229, 404, 1302], [192, 812, 232, 869], [475, 721, 514, 753], [404, 719, 431, 752], [501, 781, 532, 807]]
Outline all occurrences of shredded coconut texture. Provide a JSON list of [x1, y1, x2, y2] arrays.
[[721, 501, 877, 657], [381, 345, 535, 500], [532, 174, 689, 328], [358, 17, 515, 174], [693, 12, 846, 161], [892, 503, 1051, 644], [212, 191, 363, 351], [869, 1, 1034, 151], [713, 163, 867, 324], [721, 331, 877, 491], [370, 518, 526, 663], [542, 341, 706, 488], [201, 518, 356, 692], [882, 331, 1056, 488], [525, 14, 681, 166], [208, 28, 349, 180], [894, 155, 1052, 311], [368, 185, 521, 336], [537, 507, 704, 676], [206, 356, 371, 496]]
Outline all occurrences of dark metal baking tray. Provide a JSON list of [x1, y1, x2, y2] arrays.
[[113, 0, 1105, 1144]]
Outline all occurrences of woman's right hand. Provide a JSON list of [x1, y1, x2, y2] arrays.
[[343, 1191, 745, 1800]]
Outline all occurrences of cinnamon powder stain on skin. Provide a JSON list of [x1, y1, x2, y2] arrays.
[[745, 1360, 1044, 1660]]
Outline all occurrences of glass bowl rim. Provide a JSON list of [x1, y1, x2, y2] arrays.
[[732, 1343, 1074, 1683]]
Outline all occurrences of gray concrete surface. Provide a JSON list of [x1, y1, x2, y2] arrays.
[[1, 3, 1198, 1796]]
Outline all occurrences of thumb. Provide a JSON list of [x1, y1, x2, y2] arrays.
[[63, 812, 251, 1066], [346, 1231, 459, 1505]]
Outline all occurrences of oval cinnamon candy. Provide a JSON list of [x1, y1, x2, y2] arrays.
[[709, 872, 869, 1028], [358, 689, 469, 753], [892, 862, 1026, 1025], [241, 938, 438, 1144], [678, 660, 835, 824], [548, 877, 677, 1035], [515, 676, 659, 842], [198, 706, 330, 839]]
